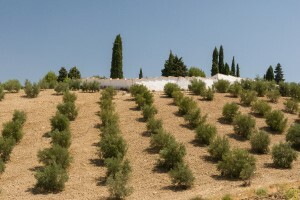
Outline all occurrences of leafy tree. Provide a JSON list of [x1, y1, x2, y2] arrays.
[[139, 68, 143, 79], [231, 57, 236, 76], [110, 34, 123, 79], [211, 47, 219, 76], [188, 67, 206, 77], [265, 66, 274, 81], [43, 71, 58, 89], [224, 63, 230, 75], [161, 51, 188, 77], [218, 45, 224, 74], [274, 63, 284, 84], [68, 66, 81, 79], [236, 64, 240, 77], [57, 67, 68, 82]]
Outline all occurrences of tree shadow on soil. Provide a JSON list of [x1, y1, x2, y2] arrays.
[[259, 126, 281, 135], [227, 133, 247, 142], [210, 174, 240, 182], [141, 131, 150, 137], [217, 117, 230, 125], [249, 112, 265, 119], [201, 155, 218, 164], [189, 139, 207, 148], [129, 107, 139, 111], [179, 123, 194, 130], [135, 117, 145, 123], [152, 165, 169, 174], [89, 158, 105, 167], [96, 176, 107, 186], [161, 185, 190, 192], [143, 147, 159, 155]]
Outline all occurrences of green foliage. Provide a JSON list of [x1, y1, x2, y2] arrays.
[[218, 45, 225, 74], [254, 80, 268, 97], [284, 99, 299, 114], [24, 80, 40, 98], [68, 79, 81, 91], [265, 66, 274, 81], [81, 81, 100, 92], [222, 102, 239, 123], [57, 102, 78, 121], [208, 136, 230, 161], [172, 90, 184, 106], [213, 79, 230, 93], [161, 51, 188, 77], [217, 148, 256, 180], [195, 123, 217, 145], [150, 130, 176, 152], [274, 63, 284, 84], [42, 71, 58, 89], [184, 108, 207, 129], [169, 162, 195, 189], [202, 87, 214, 101], [38, 145, 71, 169], [240, 90, 257, 106], [0, 137, 16, 162], [0, 158, 5, 173], [224, 63, 230, 75], [2, 121, 23, 142], [54, 82, 69, 95], [222, 194, 233, 200], [4, 79, 22, 93], [35, 163, 68, 192], [289, 83, 300, 100], [105, 158, 131, 180], [188, 67, 206, 77], [135, 91, 153, 109], [100, 110, 119, 128], [164, 83, 181, 98], [284, 188, 299, 200], [279, 82, 290, 97], [0, 84, 5, 101], [57, 67, 68, 82], [241, 79, 255, 91], [129, 84, 148, 97], [62, 91, 77, 103], [231, 57, 236, 76], [178, 96, 197, 116], [146, 118, 163, 135], [50, 113, 70, 131], [233, 114, 256, 139], [142, 104, 158, 121], [272, 142, 297, 168], [110, 34, 123, 79], [266, 89, 281, 103], [211, 47, 219, 76], [188, 79, 206, 95], [286, 123, 300, 149], [228, 81, 242, 97], [256, 188, 268, 197], [251, 100, 272, 117], [99, 134, 127, 159], [250, 131, 270, 154], [236, 64, 240, 77], [50, 130, 71, 148], [159, 141, 186, 170], [265, 110, 287, 133], [68, 66, 81, 79], [12, 110, 27, 125], [100, 123, 120, 136]]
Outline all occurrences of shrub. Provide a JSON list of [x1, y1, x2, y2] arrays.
[[57, 102, 78, 121], [188, 79, 206, 95], [271, 142, 297, 168], [188, 67, 206, 77], [135, 91, 153, 109], [266, 90, 281, 103], [150, 130, 176, 152], [284, 188, 299, 200], [50, 129, 71, 148], [100, 123, 120, 136], [105, 158, 131, 178], [100, 98, 114, 112], [107, 168, 133, 199], [250, 131, 270, 154], [0, 85, 5, 101], [50, 113, 70, 131], [202, 87, 214, 101], [0, 137, 16, 162], [12, 110, 27, 125], [178, 96, 197, 116], [256, 188, 268, 197], [284, 99, 299, 114], [213, 80, 230, 93], [208, 136, 230, 161], [279, 82, 290, 97], [240, 90, 257, 106], [169, 162, 195, 189], [254, 80, 268, 97], [35, 163, 68, 192], [2, 121, 23, 142], [222, 102, 239, 123], [68, 79, 81, 91], [62, 91, 77, 103], [251, 100, 272, 117], [4, 79, 21, 93], [233, 114, 256, 139], [172, 90, 184, 106], [54, 82, 69, 95], [142, 105, 158, 121], [195, 123, 217, 145], [38, 145, 71, 169], [217, 148, 256, 180], [104, 86, 117, 97], [241, 79, 255, 91], [184, 108, 207, 129], [228, 81, 242, 97], [286, 123, 300, 149], [100, 110, 119, 128], [265, 110, 287, 133], [89, 81, 100, 92], [289, 83, 300, 100], [129, 84, 148, 97], [164, 83, 180, 98], [38, 78, 49, 90], [99, 134, 127, 159], [222, 194, 233, 200], [146, 117, 163, 135], [42, 71, 58, 89], [24, 80, 40, 98], [0, 158, 5, 173], [158, 141, 186, 170]]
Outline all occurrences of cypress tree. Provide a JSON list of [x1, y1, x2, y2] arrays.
[[139, 68, 143, 79], [231, 57, 236, 76], [211, 47, 219, 76], [68, 66, 81, 79], [265, 66, 274, 81], [274, 63, 284, 84], [110, 34, 123, 79], [236, 64, 240, 77], [218, 45, 224, 74], [57, 67, 68, 82], [161, 51, 187, 77], [224, 63, 230, 75]]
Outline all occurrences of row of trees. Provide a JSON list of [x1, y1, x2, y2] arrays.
[[264, 63, 285, 83]]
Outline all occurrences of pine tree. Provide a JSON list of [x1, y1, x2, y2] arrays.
[[211, 47, 219, 76], [274, 63, 284, 84], [68, 66, 81, 79], [218, 45, 224, 74], [265, 65, 274, 81], [236, 64, 240, 77], [110, 34, 123, 79], [57, 67, 68, 82], [224, 63, 230, 75], [139, 68, 143, 79], [231, 57, 236, 76], [161, 51, 187, 77]]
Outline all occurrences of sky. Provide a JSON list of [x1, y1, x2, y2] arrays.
[[0, 0, 299, 83]]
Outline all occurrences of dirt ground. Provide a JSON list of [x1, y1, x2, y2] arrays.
[[0, 90, 299, 200]]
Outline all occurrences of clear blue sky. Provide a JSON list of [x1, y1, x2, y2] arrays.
[[1, 0, 299, 83]]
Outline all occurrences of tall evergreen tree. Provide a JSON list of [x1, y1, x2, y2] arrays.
[[224, 63, 230, 75], [110, 34, 123, 79], [68, 66, 81, 79], [274, 63, 284, 84], [218, 45, 224, 74], [231, 56, 236, 76], [139, 68, 143, 79], [57, 67, 68, 82], [161, 51, 187, 77], [265, 65, 274, 81], [236, 64, 240, 77], [211, 47, 219, 76]]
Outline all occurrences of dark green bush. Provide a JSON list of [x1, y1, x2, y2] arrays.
[[0, 158, 5, 173], [129, 84, 148, 97], [99, 134, 127, 159], [0, 85, 5, 101], [50, 129, 71, 148], [62, 91, 77, 103], [38, 145, 71, 169], [202, 88, 214, 101], [172, 90, 184, 106], [272, 142, 297, 168], [208, 136, 230, 161], [54, 82, 69, 95], [50, 113, 70, 131], [68, 79, 81, 91], [250, 131, 270, 154], [251, 100, 272, 117], [57, 102, 78, 121], [188, 79, 206, 96], [4, 79, 22, 93], [38, 78, 50, 90], [222, 102, 239, 123], [2, 121, 23, 142], [164, 83, 181, 98], [100, 110, 119, 128], [100, 98, 114, 112], [217, 148, 256, 180], [150, 130, 176, 152], [289, 83, 300, 100], [100, 123, 120, 136], [284, 99, 299, 114], [233, 114, 256, 139], [266, 90, 281, 103], [265, 110, 287, 133], [241, 79, 255, 91], [240, 90, 257, 106], [169, 162, 195, 189], [142, 104, 158, 121], [12, 110, 27, 125], [254, 80, 268, 97], [178, 96, 197, 116], [103, 86, 117, 97], [286, 123, 300, 149], [135, 91, 153, 109], [24, 80, 40, 98], [279, 82, 291, 97], [0, 137, 16, 162], [105, 158, 131, 179], [42, 71, 58, 89], [213, 80, 230, 93], [81, 81, 100, 92], [146, 118, 163, 135], [195, 123, 217, 145], [35, 163, 69, 192], [158, 141, 186, 170], [184, 108, 207, 129], [228, 81, 242, 97]]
